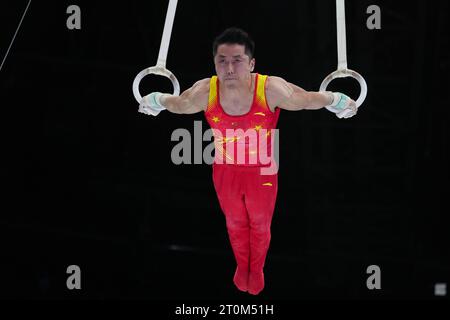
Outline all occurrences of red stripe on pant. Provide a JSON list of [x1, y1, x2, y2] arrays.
[[212, 163, 278, 294]]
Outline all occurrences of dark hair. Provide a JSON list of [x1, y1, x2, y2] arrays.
[[212, 27, 255, 59]]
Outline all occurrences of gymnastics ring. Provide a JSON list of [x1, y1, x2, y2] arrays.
[[132, 0, 180, 104], [320, 69, 367, 108], [133, 66, 180, 103], [320, 0, 367, 108]]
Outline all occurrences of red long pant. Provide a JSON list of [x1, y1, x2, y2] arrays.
[[212, 163, 278, 294]]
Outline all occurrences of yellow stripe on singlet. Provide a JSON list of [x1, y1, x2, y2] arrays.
[[206, 76, 218, 112], [255, 74, 270, 112]]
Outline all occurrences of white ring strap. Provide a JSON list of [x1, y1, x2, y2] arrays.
[[320, 0, 368, 108], [157, 0, 178, 68], [336, 0, 347, 71], [133, 0, 180, 104]]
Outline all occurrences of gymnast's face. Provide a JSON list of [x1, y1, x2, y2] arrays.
[[214, 43, 255, 87]]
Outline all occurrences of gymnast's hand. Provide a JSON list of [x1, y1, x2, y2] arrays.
[[326, 92, 358, 119], [139, 92, 167, 116]]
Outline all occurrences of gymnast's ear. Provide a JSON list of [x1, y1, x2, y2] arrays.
[[250, 58, 255, 71]]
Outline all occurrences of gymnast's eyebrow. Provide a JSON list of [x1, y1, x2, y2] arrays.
[[217, 54, 244, 58]]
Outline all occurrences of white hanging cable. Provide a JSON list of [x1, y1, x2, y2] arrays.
[[0, 0, 32, 73]]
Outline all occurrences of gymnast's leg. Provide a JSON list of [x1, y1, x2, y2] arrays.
[[213, 164, 250, 292]]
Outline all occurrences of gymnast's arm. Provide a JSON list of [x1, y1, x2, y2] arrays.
[[160, 78, 210, 114], [266, 76, 334, 111]]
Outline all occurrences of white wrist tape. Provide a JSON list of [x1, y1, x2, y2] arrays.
[[326, 92, 349, 111], [150, 92, 166, 110]]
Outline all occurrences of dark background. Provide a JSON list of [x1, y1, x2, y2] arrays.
[[0, 0, 449, 302]]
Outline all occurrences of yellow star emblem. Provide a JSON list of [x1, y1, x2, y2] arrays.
[[254, 125, 262, 131], [212, 116, 220, 123]]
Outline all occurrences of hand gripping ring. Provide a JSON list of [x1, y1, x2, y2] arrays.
[[319, 68, 367, 108], [132, 65, 180, 104]]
